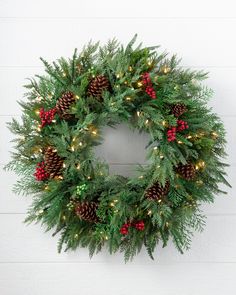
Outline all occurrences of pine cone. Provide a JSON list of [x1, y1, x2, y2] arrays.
[[44, 147, 64, 178], [176, 162, 196, 180], [171, 104, 187, 117], [145, 181, 170, 201], [75, 201, 99, 223], [56, 91, 76, 119], [87, 75, 110, 101]]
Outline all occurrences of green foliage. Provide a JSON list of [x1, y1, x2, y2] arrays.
[[5, 36, 231, 262]]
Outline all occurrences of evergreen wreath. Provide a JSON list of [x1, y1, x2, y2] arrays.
[[5, 35, 231, 261]]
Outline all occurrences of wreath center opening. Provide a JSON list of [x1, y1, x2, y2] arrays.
[[94, 123, 150, 177]]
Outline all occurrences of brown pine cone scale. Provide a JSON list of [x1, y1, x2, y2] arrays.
[[44, 146, 64, 178], [176, 162, 196, 180], [75, 201, 99, 223], [56, 91, 76, 119], [171, 104, 187, 117], [145, 181, 170, 201], [87, 75, 110, 101]]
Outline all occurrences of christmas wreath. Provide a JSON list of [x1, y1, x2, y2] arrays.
[[6, 35, 230, 261]]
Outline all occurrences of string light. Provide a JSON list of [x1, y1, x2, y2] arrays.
[[126, 96, 132, 101], [62, 215, 66, 221], [79, 142, 83, 146], [110, 202, 115, 207], [153, 146, 158, 150], [87, 176, 91, 180], [62, 72, 66, 77], [187, 135, 192, 139], [76, 163, 81, 170], [63, 163, 66, 168], [159, 154, 164, 159], [177, 140, 183, 144], [139, 175, 144, 179], [162, 65, 171, 74], [105, 236, 109, 240], [211, 131, 218, 140], [71, 145, 75, 152], [195, 160, 205, 170], [35, 109, 40, 115], [74, 234, 79, 239], [162, 120, 168, 127], [128, 66, 133, 72], [137, 111, 140, 117], [147, 210, 152, 216], [145, 119, 149, 125], [37, 125, 41, 132], [137, 81, 143, 88], [36, 96, 43, 102], [75, 95, 80, 100]]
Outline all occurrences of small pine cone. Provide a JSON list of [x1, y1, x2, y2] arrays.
[[87, 75, 110, 101], [56, 91, 76, 119], [145, 181, 170, 201], [171, 104, 187, 117], [75, 201, 99, 223], [176, 162, 196, 180], [44, 147, 64, 178]]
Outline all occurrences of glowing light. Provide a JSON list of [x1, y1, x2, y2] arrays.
[[71, 145, 75, 152], [79, 142, 83, 146], [63, 163, 66, 168], [137, 111, 140, 117], [153, 146, 158, 150], [147, 210, 152, 216], [126, 96, 132, 101], [145, 119, 149, 125], [76, 163, 81, 170], [35, 109, 40, 115], [137, 81, 143, 88], [139, 175, 144, 179], [177, 140, 183, 144], [62, 72, 66, 77], [162, 65, 171, 74], [128, 66, 133, 71], [162, 120, 168, 127], [75, 95, 80, 100]]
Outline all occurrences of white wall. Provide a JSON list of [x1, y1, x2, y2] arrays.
[[0, 1, 236, 294]]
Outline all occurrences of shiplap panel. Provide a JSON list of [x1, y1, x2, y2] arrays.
[[0, 18, 236, 67], [0, 214, 235, 263], [1, 67, 236, 117], [0, 0, 236, 17], [0, 263, 236, 295]]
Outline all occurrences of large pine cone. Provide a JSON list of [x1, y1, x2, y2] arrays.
[[87, 75, 110, 101], [171, 104, 187, 117], [145, 181, 170, 201], [44, 146, 64, 178], [75, 201, 99, 223], [176, 162, 196, 180], [56, 91, 76, 119]]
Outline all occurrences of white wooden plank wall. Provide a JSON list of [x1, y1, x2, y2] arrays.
[[0, 1, 236, 294]]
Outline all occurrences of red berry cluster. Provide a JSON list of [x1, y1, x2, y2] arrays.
[[134, 220, 145, 231], [177, 120, 189, 131], [167, 120, 189, 142], [120, 220, 145, 235], [167, 127, 177, 142], [39, 108, 56, 128], [141, 72, 156, 99], [34, 161, 49, 181]]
